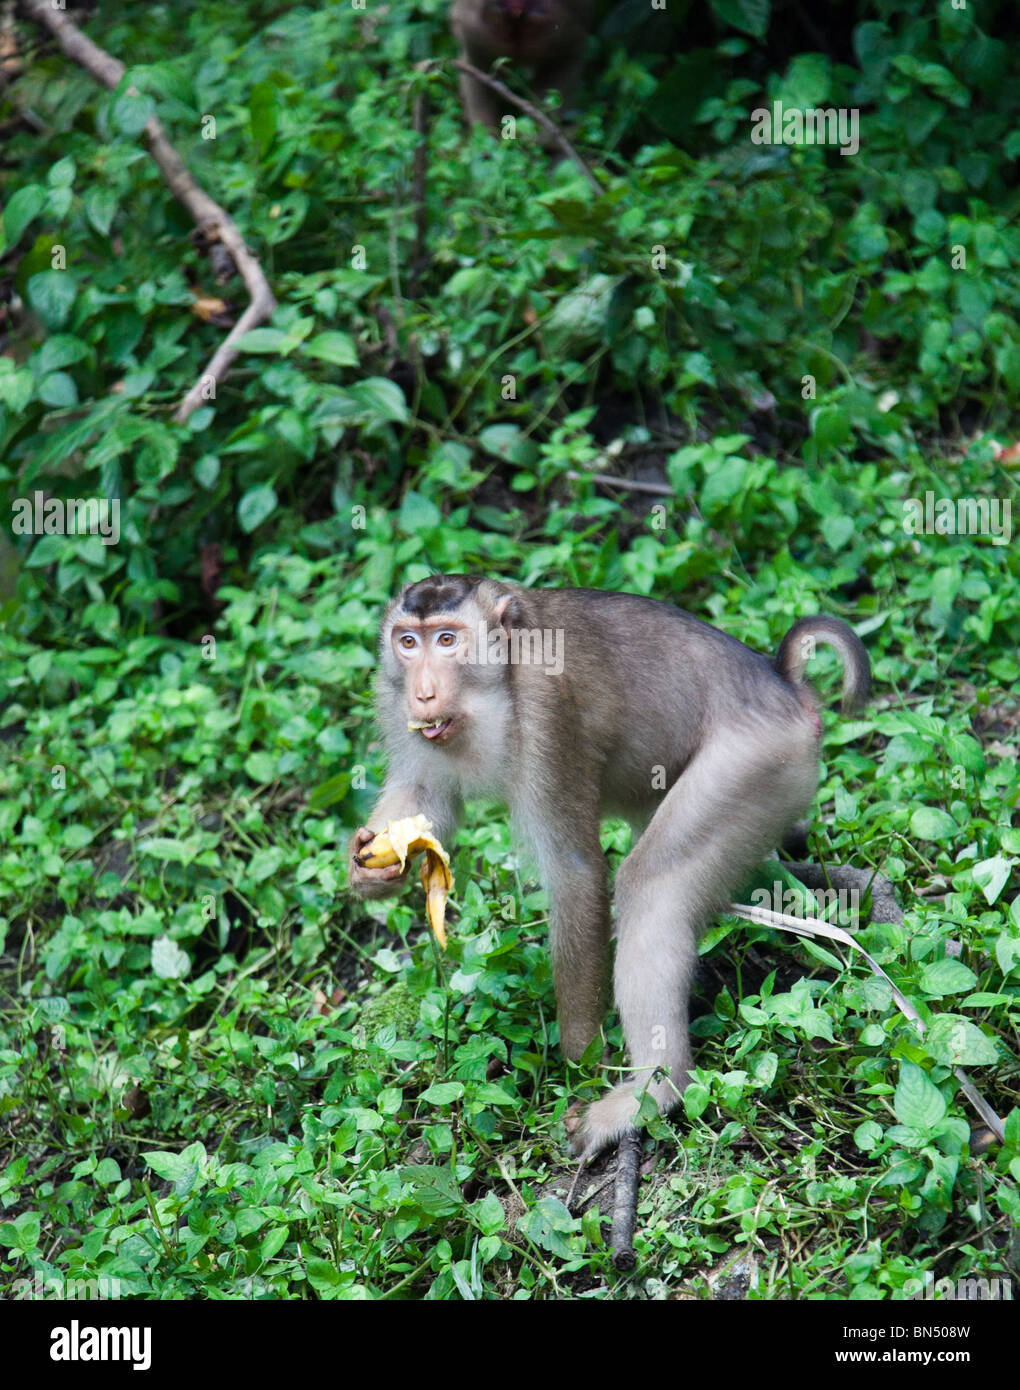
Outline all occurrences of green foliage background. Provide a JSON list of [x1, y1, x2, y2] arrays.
[[0, 0, 1017, 1302]]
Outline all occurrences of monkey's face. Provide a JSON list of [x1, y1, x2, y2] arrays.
[[387, 616, 476, 745], [481, 0, 560, 49]]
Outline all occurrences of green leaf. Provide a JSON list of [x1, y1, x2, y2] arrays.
[[26, 651, 51, 685], [27, 270, 77, 329], [137, 837, 197, 864], [239, 328, 291, 354], [477, 424, 537, 466], [303, 331, 358, 366], [926, 1015, 998, 1067], [38, 372, 79, 408], [152, 935, 190, 980], [683, 1082, 711, 1119], [475, 1191, 505, 1236], [95, 1158, 122, 1185], [909, 806, 957, 842], [420, 1081, 464, 1105], [517, 1197, 578, 1259], [0, 1211, 41, 1252], [854, 1120, 883, 1152], [306, 1259, 344, 1293], [238, 483, 278, 533], [343, 377, 409, 425], [249, 81, 278, 155], [34, 334, 89, 373], [3, 184, 46, 247], [244, 751, 278, 784], [710, 0, 770, 40], [882, 733, 932, 767], [811, 404, 853, 453], [112, 87, 156, 136], [820, 513, 855, 550], [700, 455, 748, 513], [48, 156, 76, 187], [144, 1146, 204, 1192], [474, 1082, 517, 1106], [972, 855, 1013, 905], [0, 365, 33, 414], [994, 934, 1020, 977], [259, 1225, 289, 1261], [918, 958, 977, 997], [84, 186, 118, 237], [307, 773, 350, 812], [893, 1062, 946, 1131], [194, 455, 220, 490], [398, 491, 442, 533], [248, 847, 284, 882]]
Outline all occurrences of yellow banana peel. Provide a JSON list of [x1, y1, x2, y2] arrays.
[[357, 815, 453, 948]]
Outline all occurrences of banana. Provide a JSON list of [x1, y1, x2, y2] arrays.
[[356, 815, 453, 948]]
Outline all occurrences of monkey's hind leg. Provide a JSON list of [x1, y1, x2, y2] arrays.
[[457, 68, 507, 132], [568, 725, 819, 1161]]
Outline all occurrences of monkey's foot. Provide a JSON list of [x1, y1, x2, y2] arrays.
[[565, 1086, 644, 1164]]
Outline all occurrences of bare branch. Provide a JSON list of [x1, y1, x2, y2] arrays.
[[452, 58, 601, 195], [567, 470, 675, 497], [610, 1130, 642, 1271], [21, 0, 276, 423]]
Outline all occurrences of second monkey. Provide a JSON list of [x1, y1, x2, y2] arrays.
[[450, 0, 593, 133]]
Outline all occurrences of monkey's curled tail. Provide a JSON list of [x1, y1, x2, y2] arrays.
[[774, 616, 870, 713]]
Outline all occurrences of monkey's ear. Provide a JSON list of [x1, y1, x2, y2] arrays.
[[478, 581, 524, 631]]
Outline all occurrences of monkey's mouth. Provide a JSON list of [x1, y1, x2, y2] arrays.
[[408, 717, 455, 741]]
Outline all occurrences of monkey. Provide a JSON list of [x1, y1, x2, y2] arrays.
[[449, 0, 593, 133], [348, 574, 870, 1161]]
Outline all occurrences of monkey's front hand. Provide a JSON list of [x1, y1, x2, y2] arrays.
[[348, 827, 411, 899]]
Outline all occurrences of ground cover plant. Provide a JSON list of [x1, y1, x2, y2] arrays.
[[0, 0, 1017, 1303]]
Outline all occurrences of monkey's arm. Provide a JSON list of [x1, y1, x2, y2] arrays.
[[348, 782, 463, 900]]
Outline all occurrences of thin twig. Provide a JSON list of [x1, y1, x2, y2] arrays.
[[452, 58, 601, 195], [21, 0, 276, 423], [567, 469, 674, 497]]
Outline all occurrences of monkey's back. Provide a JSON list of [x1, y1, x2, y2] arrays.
[[517, 588, 809, 814]]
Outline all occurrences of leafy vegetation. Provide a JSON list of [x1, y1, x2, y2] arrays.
[[0, 0, 1017, 1300]]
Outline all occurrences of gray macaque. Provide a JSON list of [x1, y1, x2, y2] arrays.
[[450, 0, 593, 131], [349, 575, 870, 1159]]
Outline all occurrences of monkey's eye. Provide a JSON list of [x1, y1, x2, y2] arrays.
[[398, 633, 417, 650], [437, 632, 457, 648]]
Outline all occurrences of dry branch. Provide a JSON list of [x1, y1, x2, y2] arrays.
[[609, 1130, 642, 1271], [452, 58, 601, 195], [21, 0, 276, 423], [567, 469, 675, 497]]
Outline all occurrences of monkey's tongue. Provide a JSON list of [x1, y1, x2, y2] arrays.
[[422, 720, 452, 740]]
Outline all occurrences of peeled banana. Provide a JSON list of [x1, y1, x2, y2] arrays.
[[356, 814, 453, 948]]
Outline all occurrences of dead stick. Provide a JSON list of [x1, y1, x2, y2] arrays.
[[610, 1130, 642, 1271], [567, 469, 675, 497], [452, 58, 601, 195], [21, 0, 276, 424]]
